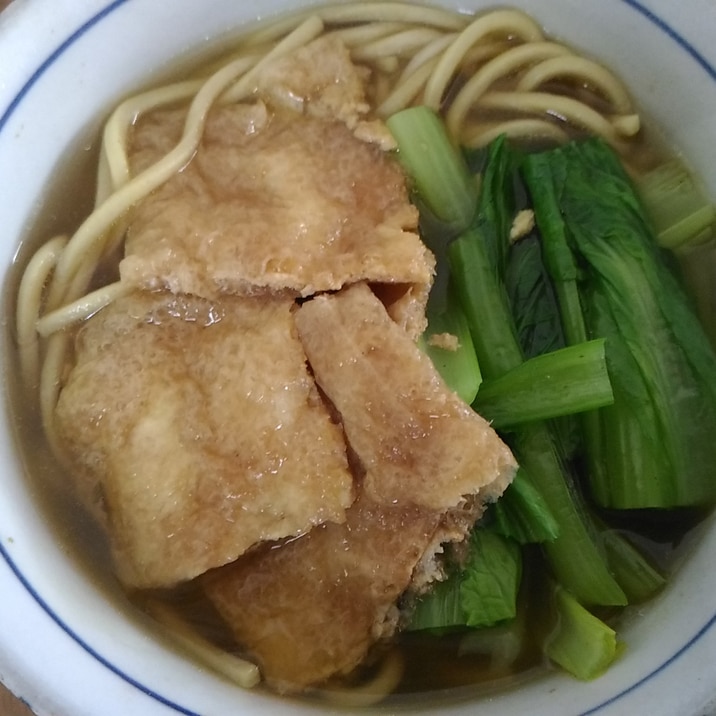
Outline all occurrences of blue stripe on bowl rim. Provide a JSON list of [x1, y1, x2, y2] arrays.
[[0, 0, 715, 714]]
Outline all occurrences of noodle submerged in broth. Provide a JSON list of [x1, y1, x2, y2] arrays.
[[11, 0, 716, 706]]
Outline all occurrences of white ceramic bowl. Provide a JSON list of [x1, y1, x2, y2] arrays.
[[1, 1, 715, 714]]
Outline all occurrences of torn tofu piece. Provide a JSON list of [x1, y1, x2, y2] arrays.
[[54, 291, 353, 589], [295, 282, 517, 511], [121, 105, 433, 337], [203, 283, 517, 692], [203, 490, 474, 693], [256, 35, 370, 130]]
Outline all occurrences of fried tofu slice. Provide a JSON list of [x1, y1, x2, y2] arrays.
[[294, 282, 517, 511], [54, 291, 353, 589], [119, 39, 434, 338], [202, 490, 471, 693], [121, 106, 432, 337], [202, 284, 517, 692], [257, 35, 369, 128]]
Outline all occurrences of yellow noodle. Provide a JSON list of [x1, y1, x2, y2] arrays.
[[326, 22, 409, 48], [16, 236, 68, 387], [423, 9, 544, 110], [220, 16, 324, 103], [463, 118, 570, 148], [382, 38, 517, 120], [371, 64, 399, 106], [94, 142, 113, 209], [351, 27, 445, 62], [371, 55, 401, 75], [314, 3, 468, 30], [459, 39, 517, 69], [319, 650, 404, 708], [399, 31, 456, 80], [377, 57, 438, 116], [144, 600, 261, 689], [611, 112, 641, 137], [478, 90, 631, 147], [516, 55, 633, 113], [99, 79, 203, 197], [246, 3, 466, 47], [39, 331, 71, 457], [36, 281, 131, 338], [446, 41, 573, 137]]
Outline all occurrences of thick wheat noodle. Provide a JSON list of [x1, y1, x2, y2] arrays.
[[327, 22, 410, 48], [246, 2, 466, 48], [316, 2, 467, 29], [379, 38, 513, 119], [610, 113, 641, 137], [99, 79, 204, 198], [211, 18, 324, 103], [423, 9, 544, 110], [479, 90, 637, 148], [372, 55, 401, 75], [377, 58, 438, 116], [43, 16, 323, 316], [463, 118, 570, 148], [351, 27, 445, 62], [453, 40, 517, 71], [319, 650, 404, 708], [16, 235, 68, 387], [446, 41, 574, 137], [399, 31, 456, 80], [36, 282, 132, 339], [39, 331, 70, 456], [144, 600, 261, 689], [517, 55, 633, 113]]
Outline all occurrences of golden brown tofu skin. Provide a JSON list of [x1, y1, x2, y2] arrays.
[[119, 37, 434, 338], [203, 284, 517, 692], [202, 490, 446, 693], [121, 105, 432, 333], [294, 282, 518, 511], [54, 291, 353, 589]]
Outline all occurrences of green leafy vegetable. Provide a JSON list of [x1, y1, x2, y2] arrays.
[[389, 110, 708, 682], [523, 138, 716, 508], [474, 339, 613, 430], [505, 233, 566, 358], [488, 467, 560, 544], [636, 158, 715, 249], [420, 284, 482, 404], [600, 528, 666, 604], [460, 530, 523, 628], [409, 528, 522, 631], [448, 138, 626, 607], [544, 584, 621, 680], [386, 106, 477, 233]]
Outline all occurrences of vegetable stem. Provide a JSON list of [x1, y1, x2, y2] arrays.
[[543, 584, 621, 680], [386, 106, 477, 233], [474, 339, 613, 430]]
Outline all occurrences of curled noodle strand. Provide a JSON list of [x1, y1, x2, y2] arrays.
[[423, 9, 544, 110]]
